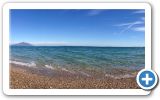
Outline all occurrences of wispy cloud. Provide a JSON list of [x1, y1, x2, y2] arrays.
[[132, 27, 145, 32], [115, 21, 144, 33], [87, 10, 104, 16], [115, 21, 143, 27], [114, 9, 145, 34], [133, 10, 145, 14]]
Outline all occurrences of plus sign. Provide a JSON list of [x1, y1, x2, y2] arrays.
[[142, 73, 153, 85]]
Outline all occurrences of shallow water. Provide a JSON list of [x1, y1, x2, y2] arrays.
[[10, 46, 144, 76]]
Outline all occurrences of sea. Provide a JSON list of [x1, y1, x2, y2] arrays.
[[10, 46, 145, 78]]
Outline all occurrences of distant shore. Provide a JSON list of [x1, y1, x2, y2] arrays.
[[10, 63, 140, 89]]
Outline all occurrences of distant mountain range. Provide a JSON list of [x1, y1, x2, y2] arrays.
[[12, 42, 33, 46]]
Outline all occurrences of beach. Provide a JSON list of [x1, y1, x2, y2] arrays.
[[10, 63, 140, 89]]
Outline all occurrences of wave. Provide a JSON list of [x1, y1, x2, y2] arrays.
[[10, 60, 36, 68], [44, 64, 75, 74], [61, 68, 75, 74], [44, 65, 90, 76], [10, 60, 137, 79], [105, 74, 135, 79], [45, 64, 55, 70], [78, 71, 91, 77]]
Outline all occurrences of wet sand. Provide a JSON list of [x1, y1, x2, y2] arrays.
[[10, 64, 140, 89]]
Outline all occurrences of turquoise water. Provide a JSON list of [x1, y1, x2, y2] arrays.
[[10, 46, 144, 73]]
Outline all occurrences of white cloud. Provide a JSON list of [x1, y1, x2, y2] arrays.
[[132, 27, 145, 32], [133, 10, 145, 14], [87, 10, 104, 16], [115, 21, 144, 33], [115, 21, 143, 27], [114, 13, 145, 33]]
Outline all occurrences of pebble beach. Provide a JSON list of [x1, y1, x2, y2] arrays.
[[10, 63, 140, 89]]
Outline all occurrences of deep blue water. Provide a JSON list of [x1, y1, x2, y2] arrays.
[[10, 46, 145, 72]]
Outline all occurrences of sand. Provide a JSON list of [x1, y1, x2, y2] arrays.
[[10, 64, 140, 89]]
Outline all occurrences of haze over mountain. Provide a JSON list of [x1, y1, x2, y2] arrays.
[[12, 42, 33, 46]]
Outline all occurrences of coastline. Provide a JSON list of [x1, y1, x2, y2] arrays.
[[10, 63, 140, 89]]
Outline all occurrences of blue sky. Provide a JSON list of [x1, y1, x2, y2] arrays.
[[10, 9, 145, 47]]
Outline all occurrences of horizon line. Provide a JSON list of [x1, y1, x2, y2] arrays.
[[10, 42, 145, 47], [10, 45, 145, 48]]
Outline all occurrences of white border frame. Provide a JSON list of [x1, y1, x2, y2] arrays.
[[2, 3, 151, 95]]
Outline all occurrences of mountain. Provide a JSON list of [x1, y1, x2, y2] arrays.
[[13, 42, 33, 46]]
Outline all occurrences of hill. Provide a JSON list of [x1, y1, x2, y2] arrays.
[[13, 42, 33, 46]]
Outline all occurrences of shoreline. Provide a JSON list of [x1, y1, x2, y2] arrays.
[[10, 63, 140, 89]]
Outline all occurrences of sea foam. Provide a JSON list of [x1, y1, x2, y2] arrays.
[[78, 71, 91, 77], [105, 74, 135, 79], [61, 68, 75, 74], [45, 64, 55, 70], [10, 60, 36, 68]]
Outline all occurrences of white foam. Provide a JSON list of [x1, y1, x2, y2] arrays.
[[105, 74, 135, 79], [10, 61, 36, 68], [79, 71, 91, 77], [45, 64, 55, 70], [61, 68, 75, 74], [120, 74, 135, 78]]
